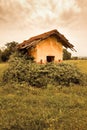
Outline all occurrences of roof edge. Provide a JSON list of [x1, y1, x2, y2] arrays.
[[17, 29, 75, 51]]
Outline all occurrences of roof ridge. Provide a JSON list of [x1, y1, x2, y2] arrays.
[[17, 29, 75, 50]]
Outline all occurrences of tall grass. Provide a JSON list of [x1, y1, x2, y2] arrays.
[[64, 60, 87, 74], [0, 84, 87, 129], [0, 60, 87, 129], [0, 63, 8, 81]]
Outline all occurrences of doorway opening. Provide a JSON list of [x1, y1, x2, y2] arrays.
[[46, 56, 55, 62]]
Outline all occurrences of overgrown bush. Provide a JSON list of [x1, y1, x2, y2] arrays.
[[2, 52, 87, 87]]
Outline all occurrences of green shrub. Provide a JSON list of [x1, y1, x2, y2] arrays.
[[2, 53, 87, 87]]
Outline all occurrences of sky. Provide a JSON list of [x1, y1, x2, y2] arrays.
[[0, 0, 87, 57]]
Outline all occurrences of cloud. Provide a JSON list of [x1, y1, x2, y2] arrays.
[[0, 0, 87, 57], [0, 0, 81, 28], [0, 0, 86, 31]]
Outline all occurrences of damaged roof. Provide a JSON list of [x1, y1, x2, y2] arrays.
[[17, 29, 75, 51]]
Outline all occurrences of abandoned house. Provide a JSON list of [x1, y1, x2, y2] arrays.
[[17, 29, 75, 63]]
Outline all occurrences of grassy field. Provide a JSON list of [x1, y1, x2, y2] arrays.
[[64, 60, 87, 74], [0, 60, 87, 130], [0, 63, 8, 81]]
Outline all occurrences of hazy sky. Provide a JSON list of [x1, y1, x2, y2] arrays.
[[0, 0, 87, 56]]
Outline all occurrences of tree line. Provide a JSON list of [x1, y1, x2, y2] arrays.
[[0, 41, 72, 62]]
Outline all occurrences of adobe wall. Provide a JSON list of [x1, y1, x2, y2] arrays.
[[34, 36, 63, 63]]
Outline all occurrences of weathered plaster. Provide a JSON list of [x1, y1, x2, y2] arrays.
[[29, 36, 63, 63]]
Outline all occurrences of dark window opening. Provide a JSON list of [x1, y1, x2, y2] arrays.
[[58, 59, 61, 62], [46, 56, 55, 62], [40, 59, 43, 64]]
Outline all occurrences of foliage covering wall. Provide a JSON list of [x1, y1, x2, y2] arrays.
[[2, 52, 87, 87]]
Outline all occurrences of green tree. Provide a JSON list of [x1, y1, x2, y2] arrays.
[[5, 41, 18, 53], [1, 41, 18, 62], [63, 49, 71, 60]]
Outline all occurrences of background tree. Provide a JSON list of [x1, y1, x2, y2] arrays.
[[0, 41, 18, 62], [63, 49, 71, 60]]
